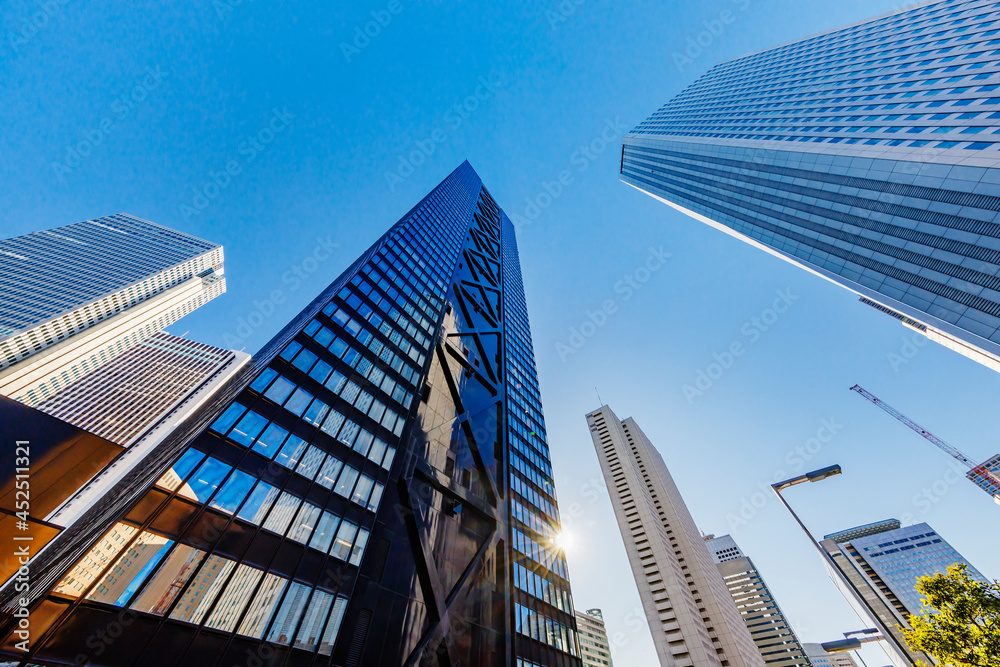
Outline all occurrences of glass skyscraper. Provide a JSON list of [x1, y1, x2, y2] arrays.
[[818, 519, 984, 667], [0, 162, 580, 667], [621, 0, 1000, 373], [0, 213, 226, 405]]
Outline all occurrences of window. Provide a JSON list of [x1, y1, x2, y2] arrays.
[[287, 503, 322, 544], [294, 590, 333, 651], [316, 456, 344, 490], [169, 555, 236, 624], [130, 544, 206, 616], [155, 449, 205, 492], [237, 481, 279, 525], [252, 423, 289, 458], [330, 521, 358, 561], [266, 582, 310, 645], [205, 564, 263, 632], [310, 512, 340, 553], [263, 492, 301, 534], [209, 469, 256, 514], [180, 458, 232, 503], [237, 573, 287, 638], [334, 466, 359, 498], [229, 410, 269, 447]]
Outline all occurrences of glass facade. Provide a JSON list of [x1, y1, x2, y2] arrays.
[[849, 521, 989, 615], [0, 162, 579, 667], [622, 0, 1000, 373]]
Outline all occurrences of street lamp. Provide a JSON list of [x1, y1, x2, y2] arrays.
[[821, 629, 884, 667], [771, 466, 918, 667]]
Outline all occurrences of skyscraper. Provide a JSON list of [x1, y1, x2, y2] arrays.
[[0, 162, 580, 667], [704, 535, 811, 667], [574, 608, 614, 667], [586, 405, 763, 667], [820, 519, 983, 667], [621, 0, 1000, 373], [0, 213, 226, 405]]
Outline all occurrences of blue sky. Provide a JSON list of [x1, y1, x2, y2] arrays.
[[4, 1, 998, 664]]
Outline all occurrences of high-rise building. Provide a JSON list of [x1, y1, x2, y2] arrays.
[[37, 332, 246, 447], [575, 609, 614, 667], [621, 0, 1000, 374], [37, 332, 250, 531], [704, 535, 811, 667], [802, 644, 858, 667], [586, 405, 763, 667], [0, 162, 581, 667], [820, 519, 983, 667], [0, 213, 226, 405]]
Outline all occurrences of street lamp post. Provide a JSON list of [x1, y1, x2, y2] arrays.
[[771, 466, 918, 667]]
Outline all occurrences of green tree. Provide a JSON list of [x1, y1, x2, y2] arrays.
[[902, 563, 1000, 667]]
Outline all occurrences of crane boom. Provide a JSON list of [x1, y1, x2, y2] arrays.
[[849, 384, 975, 468]]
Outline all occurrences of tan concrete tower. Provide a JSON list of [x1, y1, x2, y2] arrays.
[[586, 405, 763, 667]]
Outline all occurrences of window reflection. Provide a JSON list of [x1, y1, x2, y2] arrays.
[[275, 435, 308, 470], [236, 481, 279, 525], [349, 528, 369, 566], [318, 596, 349, 656], [169, 554, 236, 624], [130, 544, 205, 616], [209, 469, 255, 514], [309, 512, 340, 553], [86, 531, 174, 606], [287, 503, 321, 544], [237, 573, 287, 638], [205, 563, 263, 632], [53, 522, 137, 598], [334, 466, 359, 498], [229, 410, 268, 447], [178, 457, 231, 502], [296, 446, 325, 480], [316, 456, 343, 490], [262, 492, 300, 535], [294, 589, 333, 650], [251, 422, 288, 458], [154, 449, 204, 493], [265, 582, 311, 645], [330, 521, 358, 561]]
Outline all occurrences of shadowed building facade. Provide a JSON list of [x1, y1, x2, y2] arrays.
[[622, 0, 1000, 374], [0, 163, 580, 667]]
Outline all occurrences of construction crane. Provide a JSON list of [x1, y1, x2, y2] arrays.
[[849, 384, 1000, 504]]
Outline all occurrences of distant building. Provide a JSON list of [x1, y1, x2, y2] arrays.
[[704, 535, 811, 667], [968, 454, 1000, 503], [802, 643, 857, 667], [821, 519, 983, 667], [0, 213, 225, 405], [586, 405, 763, 667], [575, 609, 614, 667]]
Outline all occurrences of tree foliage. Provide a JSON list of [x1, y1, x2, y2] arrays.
[[902, 563, 1000, 667]]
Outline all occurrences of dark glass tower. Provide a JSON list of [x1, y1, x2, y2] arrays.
[[621, 0, 1000, 374], [0, 162, 581, 667]]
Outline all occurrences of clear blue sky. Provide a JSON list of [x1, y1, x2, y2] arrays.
[[4, 1, 998, 665]]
